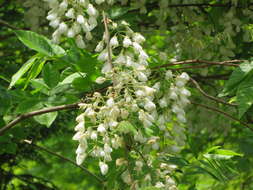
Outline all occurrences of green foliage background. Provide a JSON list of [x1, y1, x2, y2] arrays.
[[1, 0, 253, 189]]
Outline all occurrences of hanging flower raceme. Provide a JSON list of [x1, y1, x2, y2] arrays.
[[71, 18, 191, 188]]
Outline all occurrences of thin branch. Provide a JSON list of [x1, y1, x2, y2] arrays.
[[0, 18, 19, 30], [166, 3, 253, 8], [191, 102, 253, 132], [23, 140, 104, 184], [190, 78, 237, 107], [0, 103, 79, 136], [190, 73, 231, 80], [146, 2, 253, 9], [153, 59, 243, 69], [102, 11, 113, 70]]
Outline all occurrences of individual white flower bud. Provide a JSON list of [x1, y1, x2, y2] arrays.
[[52, 35, 60, 44], [90, 131, 98, 140], [67, 28, 75, 38], [166, 177, 176, 186], [74, 121, 85, 131], [95, 76, 106, 84], [102, 62, 112, 73], [165, 70, 173, 80], [73, 23, 81, 34], [72, 131, 83, 141], [65, 8, 75, 18], [85, 32, 93, 40], [175, 80, 185, 87], [177, 113, 186, 123], [116, 158, 128, 166], [133, 33, 145, 43], [170, 91, 178, 100], [87, 4, 97, 16], [77, 15, 85, 24], [47, 13, 57, 21], [58, 22, 68, 33], [76, 153, 86, 165], [76, 143, 87, 154], [121, 170, 132, 185], [139, 50, 149, 60], [143, 86, 156, 96], [179, 72, 190, 81], [79, 0, 89, 7], [135, 90, 145, 98], [135, 161, 143, 171], [88, 16, 97, 28], [59, 0, 68, 10], [107, 0, 114, 5], [104, 144, 112, 153], [110, 36, 119, 47], [95, 41, 104, 52], [131, 104, 139, 112], [155, 182, 165, 188], [95, 0, 105, 4], [114, 53, 126, 64], [121, 109, 129, 119], [144, 100, 156, 112], [76, 113, 85, 122], [159, 97, 168, 108], [132, 42, 143, 52], [99, 162, 108, 175], [97, 124, 106, 133], [126, 56, 133, 67], [106, 98, 114, 107], [104, 153, 112, 162], [98, 50, 108, 61], [134, 132, 146, 143], [49, 18, 60, 28], [84, 107, 96, 117], [108, 120, 118, 128], [99, 150, 105, 157], [152, 142, 160, 150], [75, 35, 86, 48], [137, 72, 148, 82], [152, 82, 160, 91], [181, 88, 191, 97], [123, 36, 132, 47]]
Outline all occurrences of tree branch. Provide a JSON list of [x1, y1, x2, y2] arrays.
[[191, 102, 253, 132], [0, 59, 245, 136], [0, 18, 19, 30], [153, 59, 242, 69], [0, 103, 79, 136], [146, 2, 253, 9], [23, 140, 104, 184], [190, 78, 237, 107]]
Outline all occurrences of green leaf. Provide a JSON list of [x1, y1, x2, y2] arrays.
[[109, 7, 130, 19], [24, 57, 46, 89], [30, 78, 50, 95], [9, 55, 38, 89], [219, 61, 253, 97], [15, 30, 65, 56], [60, 72, 86, 85], [237, 76, 253, 118], [42, 64, 60, 88], [117, 121, 137, 135], [34, 111, 58, 127], [15, 99, 43, 114]]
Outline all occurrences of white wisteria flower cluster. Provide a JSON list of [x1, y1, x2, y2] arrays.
[[72, 20, 190, 188], [44, 0, 101, 47]]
